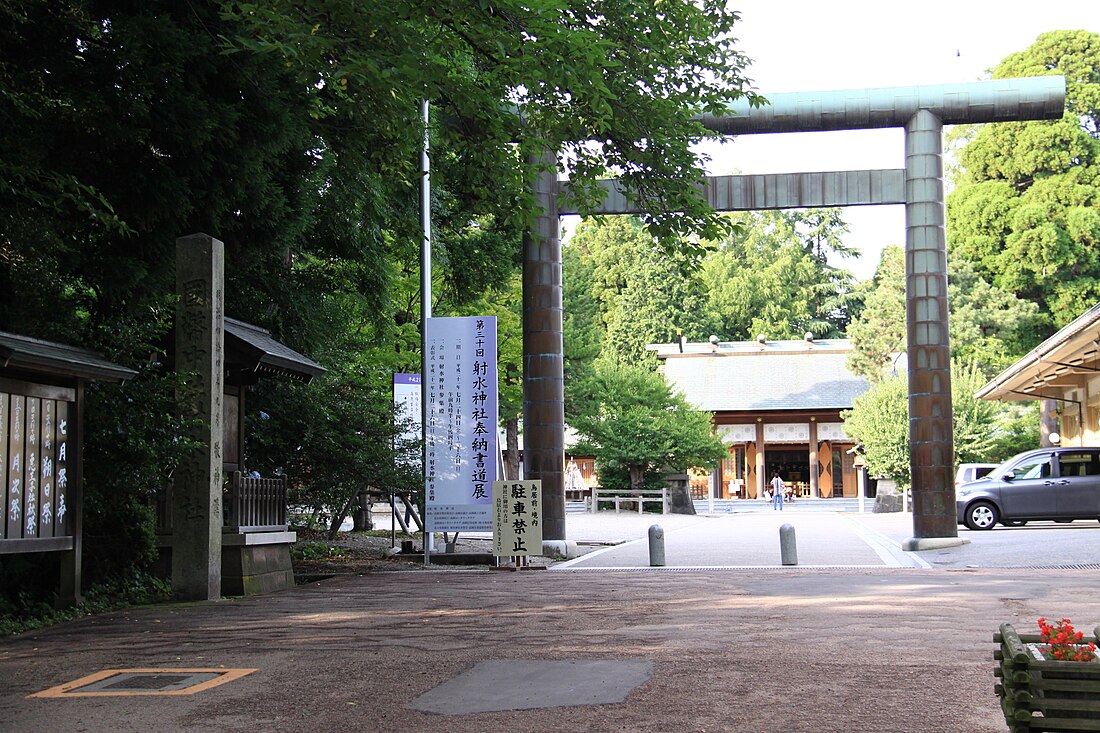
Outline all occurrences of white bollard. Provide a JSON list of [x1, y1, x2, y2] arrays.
[[780, 523, 798, 566], [648, 524, 665, 567]]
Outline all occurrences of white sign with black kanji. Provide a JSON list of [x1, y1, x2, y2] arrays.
[[492, 480, 542, 557]]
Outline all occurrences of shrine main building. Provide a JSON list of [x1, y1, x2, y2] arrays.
[[650, 335, 884, 501]]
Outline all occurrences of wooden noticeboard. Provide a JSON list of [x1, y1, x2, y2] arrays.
[[2, 386, 72, 544]]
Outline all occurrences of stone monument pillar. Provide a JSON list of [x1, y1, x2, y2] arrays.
[[173, 233, 225, 600]]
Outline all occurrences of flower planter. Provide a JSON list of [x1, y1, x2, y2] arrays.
[[995, 623, 1100, 732]]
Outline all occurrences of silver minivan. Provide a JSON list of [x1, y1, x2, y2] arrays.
[[955, 448, 1100, 530]]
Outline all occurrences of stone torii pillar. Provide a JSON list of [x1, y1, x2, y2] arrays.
[[524, 154, 566, 541], [528, 76, 1065, 546]]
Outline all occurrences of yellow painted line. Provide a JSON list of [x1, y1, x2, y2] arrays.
[[29, 668, 257, 698]]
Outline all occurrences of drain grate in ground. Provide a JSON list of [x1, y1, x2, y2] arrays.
[[29, 668, 256, 698], [409, 659, 653, 714]]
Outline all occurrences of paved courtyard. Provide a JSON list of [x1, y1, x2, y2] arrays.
[[2, 509, 1098, 732]]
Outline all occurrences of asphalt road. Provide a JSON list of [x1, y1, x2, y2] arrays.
[[862, 512, 1100, 569], [544, 510, 1100, 571]]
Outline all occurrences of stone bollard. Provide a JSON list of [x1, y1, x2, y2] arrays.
[[648, 524, 665, 567], [780, 524, 798, 566]]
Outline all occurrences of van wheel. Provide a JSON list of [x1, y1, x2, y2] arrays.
[[965, 501, 998, 530], [1001, 520, 1027, 527], [1054, 519, 1073, 523]]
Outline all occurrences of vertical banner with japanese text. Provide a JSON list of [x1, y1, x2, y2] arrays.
[[492, 479, 542, 556], [424, 316, 498, 532], [393, 373, 422, 465]]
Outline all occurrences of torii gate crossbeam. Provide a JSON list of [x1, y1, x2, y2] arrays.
[[526, 76, 1065, 547]]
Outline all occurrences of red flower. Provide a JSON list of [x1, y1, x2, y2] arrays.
[[1036, 617, 1097, 663]]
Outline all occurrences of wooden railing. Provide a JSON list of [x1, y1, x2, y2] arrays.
[[156, 471, 288, 535], [590, 488, 669, 514], [225, 472, 287, 532]]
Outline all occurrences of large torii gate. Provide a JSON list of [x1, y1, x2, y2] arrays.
[[523, 75, 1066, 548]]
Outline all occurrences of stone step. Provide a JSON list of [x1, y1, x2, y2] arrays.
[[566, 498, 867, 514], [695, 497, 863, 513]]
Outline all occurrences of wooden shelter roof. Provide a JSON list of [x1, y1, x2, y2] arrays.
[[977, 302, 1100, 401], [0, 331, 137, 383], [224, 318, 325, 384]]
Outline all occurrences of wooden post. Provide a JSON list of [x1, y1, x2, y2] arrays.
[[755, 422, 766, 499], [58, 383, 83, 605], [808, 420, 819, 498]]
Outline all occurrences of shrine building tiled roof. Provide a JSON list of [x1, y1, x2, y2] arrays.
[[648, 337, 883, 412]]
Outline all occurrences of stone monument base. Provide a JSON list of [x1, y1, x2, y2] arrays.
[[156, 531, 296, 597]]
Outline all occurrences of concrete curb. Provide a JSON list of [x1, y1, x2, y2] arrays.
[[902, 536, 971, 551]]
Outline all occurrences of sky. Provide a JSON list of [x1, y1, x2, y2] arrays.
[[566, 1, 1100, 280]]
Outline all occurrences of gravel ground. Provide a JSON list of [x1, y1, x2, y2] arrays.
[[289, 511, 607, 575]]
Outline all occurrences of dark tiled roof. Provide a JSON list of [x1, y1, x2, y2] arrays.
[[657, 339, 870, 412], [224, 318, 325, 383], [0, 331, 137, 383]]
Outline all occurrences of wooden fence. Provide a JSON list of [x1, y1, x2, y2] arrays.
[[157, 471, 288, 534]]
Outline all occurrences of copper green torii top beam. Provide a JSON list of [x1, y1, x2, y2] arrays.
[[697, 76, 1065, 134]]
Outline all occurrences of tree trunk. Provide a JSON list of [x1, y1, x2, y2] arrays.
[[629, 465, 645, 490], [326, 492, 358, 540], [351, 489, 372, 532], [504, 417, 520, 480]]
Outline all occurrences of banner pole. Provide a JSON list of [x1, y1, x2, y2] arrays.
[[420, 98, 432, 567]]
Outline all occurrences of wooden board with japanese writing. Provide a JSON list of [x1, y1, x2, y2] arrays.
[[492, 480, 543, 557]]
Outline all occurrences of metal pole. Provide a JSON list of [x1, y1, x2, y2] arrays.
[[420, 99, 432, 566]]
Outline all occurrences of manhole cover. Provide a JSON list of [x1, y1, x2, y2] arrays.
[[410, 659, 654, 714], [30, 668, 256, 698], [78, 672, 221, 693]]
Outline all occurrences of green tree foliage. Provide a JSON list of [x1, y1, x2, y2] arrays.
[[247, 346, 422, 539], [842, 362, 1040, 488], [562, 242, 604, 419], [947, 30, 1100, 330], [563, 209, 861, 387], [570, 363, 727, 490], [949, 258, 1044, 373], [220, 0, 762, 248], [82, 371, 202, 580], [841, 374, 911, 487], [564, 216, 708, 373], [1, 1, 759, 590], [698, 209, 859, 341], [845, 247, 907, 381], [846, 246, 1041, 381], [580, 215, 708, 365]]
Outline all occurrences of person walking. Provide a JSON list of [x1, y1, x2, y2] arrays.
[[770, 472, 786, 511]]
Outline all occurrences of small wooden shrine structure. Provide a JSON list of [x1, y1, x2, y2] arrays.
[[0, 331, 136, 605], [156, 317, 325, 596]]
